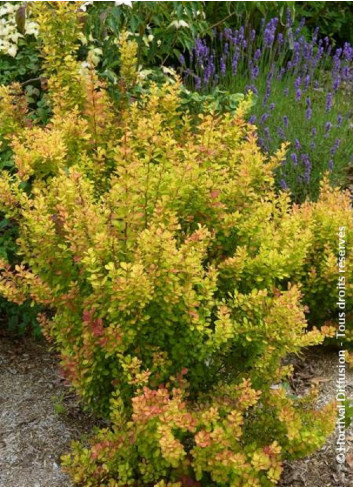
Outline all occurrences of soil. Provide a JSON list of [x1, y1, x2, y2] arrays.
[[0, 334, 352, 487], [281, 347, 353, 487], [0, 333, 98, 487]]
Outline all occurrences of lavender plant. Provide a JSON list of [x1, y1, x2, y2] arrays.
[[182, 16, 353, 202]]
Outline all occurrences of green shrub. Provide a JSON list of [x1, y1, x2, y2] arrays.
[[0, 80, 42, 336], [294, 1, 353, 45]]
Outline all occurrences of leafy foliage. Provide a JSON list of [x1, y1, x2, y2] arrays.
[[81, 1, 209, 74], [294, 1, 353, 45], [183, 16, 353, 202], [0, 37, 40, 86], [204, 1, 296, 31], [63, 378, 335, 487]]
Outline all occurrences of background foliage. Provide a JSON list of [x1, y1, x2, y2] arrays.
[[182, 15, 353, 201]]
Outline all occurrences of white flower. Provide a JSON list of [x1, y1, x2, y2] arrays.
[[25, 21, 39, 37], [142, 33, 154, 47], [3, 3, 19, 15], [138, 69, 152, 81], [0, 1, 39, 56], [0, 40, 10, 51], [79, 1, 94, 12], [7, 44, 17, 57], [0, 3, 19, 17], [87, 47, 103, 66], [9, 32, 23, 43], [115, 0, 132, 7], [169, 20, 189, 29], [78, 61, 90, 78], [162, 66, 177, 77], [0, 25, 10, 37]]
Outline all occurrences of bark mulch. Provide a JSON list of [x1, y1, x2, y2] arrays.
[[0, 333, 352, 487]]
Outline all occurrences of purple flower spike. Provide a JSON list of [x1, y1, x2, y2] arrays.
[[232, 56, 238, 75], [277, 126, 285, 139], [249, 115, 257, 124], [286, 8, 293, 28], [269, 103, 275, 111], [329, 159, 334, 171], [280, 179, 288, 190], [312, 127, 317, 137], [292, 42, 301, 66], [337, 114, 342, 127], [251, 65, 259, 79], [301, 153, 312, 183], [254, 48, 261, 61], [325, 121, 332, 134], [263, 18, 278, 48], [306, 107, 312, 120], [283, 116, 289, 128], [194, 38, 209, 62], [296, 88, 302, 101], [260, 113, 270, 124], [326, 92, 332, 112], [295, 139, 301, 150], [312, 26, 319, 43], [331, 138, 341, 155], [291, 153, 298, 165], [263, 81, 272, 104], [294, 76, 302, 89], [277, 67, 285, 81], [333, 77, 341, 91], [220, 56, 226, 76], [245, 84, 258, 96]]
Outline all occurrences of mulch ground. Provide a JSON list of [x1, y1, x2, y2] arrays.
[[281, 347, 353, 487], [0, 333, 352, 487], [0, 333, 98, 487]]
